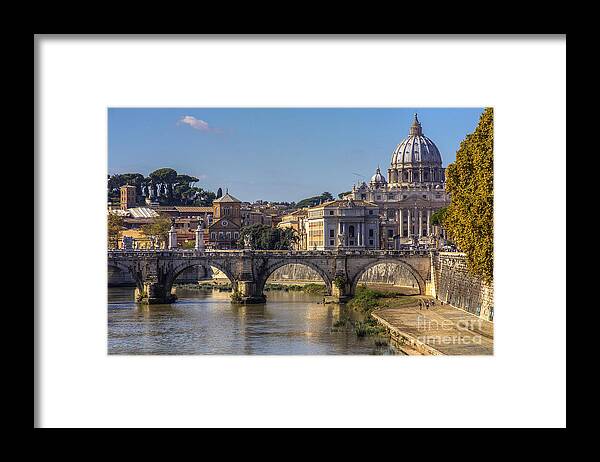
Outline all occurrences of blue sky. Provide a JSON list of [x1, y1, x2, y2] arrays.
[[108, 108, 484, 203]]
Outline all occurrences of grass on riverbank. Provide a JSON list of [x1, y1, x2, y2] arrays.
[[264, 282, 326, 295], [344, 285, 420, 337], [177, 281, 326, 295]]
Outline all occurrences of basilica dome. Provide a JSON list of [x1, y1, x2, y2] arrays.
[[370, 167, 387, 185], [390, 114, 443, 167]]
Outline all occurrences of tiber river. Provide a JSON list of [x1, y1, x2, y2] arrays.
[[108, 287, 399, 355]]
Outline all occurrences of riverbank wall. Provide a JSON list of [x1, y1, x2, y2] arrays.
[[430, 252, 494, 321]]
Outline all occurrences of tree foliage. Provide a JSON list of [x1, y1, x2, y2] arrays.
[[140, 214, 172, 246], [108, 168, 216, 206], [239, 224, 298, 250], [444, 107, 494, 282], [107, 213, 124, 249], [149, 168, 178, 185], [296, 192, 334, 208], [430, 207, 448, 226], [338, 191, 351, 199]]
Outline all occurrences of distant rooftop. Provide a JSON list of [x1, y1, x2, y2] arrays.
[[213, 192, 241, 203], [311, 199, 378, 209], [128, 207, 159, 218], [174, 206, 213, 213]]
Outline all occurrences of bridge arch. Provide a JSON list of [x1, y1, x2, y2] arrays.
[[350, 258, 426, 295], [255, 259, 333, 296], [108, 262, 142, 290], [166, 259, 237, 293]]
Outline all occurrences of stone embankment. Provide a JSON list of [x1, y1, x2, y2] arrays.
[[430, 252, 494, 321]]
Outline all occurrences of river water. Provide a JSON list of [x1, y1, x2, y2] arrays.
[[108, 287, 398, 355]]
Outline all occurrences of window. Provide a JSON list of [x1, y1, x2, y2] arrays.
[[234, 232, 239, 239], [211, 232, 216, 240], [329, 229, 334, 238], [329, 240, 334, 246], [219, 232, 224, 239], [329, 210, 334, 215], [388, 229, 394, 238], [369, 229, 374, 237], [369, 210, 373, 215], [376, 195, 381, 200], [388, 195, 395, 200], [226, 232, 231, 239], [369, 239, 374, 246], [349, 225, 355, 237], [361, 194, 366, 200], [422, 195, 427, 199]]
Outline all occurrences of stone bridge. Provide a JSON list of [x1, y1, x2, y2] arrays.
[[108, 249, 432, 304]]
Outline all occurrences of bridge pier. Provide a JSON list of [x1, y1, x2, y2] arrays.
[[235, 280, 267, 304], [323, 273, 352, 304], [135, 280, 177, 305]]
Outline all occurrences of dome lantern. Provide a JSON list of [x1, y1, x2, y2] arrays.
[[409, 113, 423, 136]]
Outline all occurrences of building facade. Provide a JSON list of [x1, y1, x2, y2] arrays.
[[346, 114, 450, 248], [207, 191, 242, 249], [119, 185, 137, 210], [277, 209, 308, 250], [303, 199, 379, 250]]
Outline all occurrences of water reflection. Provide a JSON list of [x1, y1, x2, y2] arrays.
[[108, 287, 397, 355]]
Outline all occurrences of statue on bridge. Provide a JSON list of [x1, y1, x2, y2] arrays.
[[195, 219, 205, 252], [243, 234, 252, 250], [168, 218, 177, 249], [337, 232, 345, 248]]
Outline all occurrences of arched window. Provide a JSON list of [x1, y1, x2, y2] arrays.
[[349, 225, 355, 237]]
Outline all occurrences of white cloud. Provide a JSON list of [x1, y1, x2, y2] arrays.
[[177, 115, 220, 133]]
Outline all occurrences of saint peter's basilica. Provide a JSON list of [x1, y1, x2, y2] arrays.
[[344, 114, 450, 248]]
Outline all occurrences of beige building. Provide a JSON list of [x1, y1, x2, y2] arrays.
[[345, 114, 450, 248], [302, 199, 379, 250], [277, 209, 308, 250]]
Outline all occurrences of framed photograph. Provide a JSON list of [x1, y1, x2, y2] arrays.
[[35, 35, 566, 428]]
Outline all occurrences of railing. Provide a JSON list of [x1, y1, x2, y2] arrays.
[[108, 248, 434, 258]]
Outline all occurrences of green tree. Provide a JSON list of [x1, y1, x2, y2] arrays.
[[192, 188, 216, 206], [174, 174, 199, 202], [238, 225, 298, 250], [141, 214, 172, 247], [149, 168, 178, 203], [149, 168, 178, 185], [338, 191, 352, 199], [176, 174, 199, 186], [430, 207, 448, 226], [444, 107, 494, 282], [107, 213, 124, 249], [296, 192, 335, 208], [181, 240, 196, 249]]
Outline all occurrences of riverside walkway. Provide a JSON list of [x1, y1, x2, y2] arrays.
[[372, 301, 494, 355]]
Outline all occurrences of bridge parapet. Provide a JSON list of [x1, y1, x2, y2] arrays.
[[108, 249, 433, 258]]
